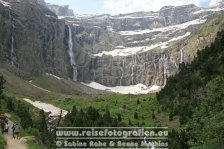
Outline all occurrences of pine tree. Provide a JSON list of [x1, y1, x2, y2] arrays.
[[103, 109, 112, 126], [137, 98, 140, 104], [169, 111, 174, 121], [134, 112, 138, 119], [19, 108, 33, 128], [0, 75, 5, 95], [117, 113, 122, 122], [128, 119, 132, 126], [151, 112, 155, 119], [37, 110, 49, 145], [0, 76, 5, 110]]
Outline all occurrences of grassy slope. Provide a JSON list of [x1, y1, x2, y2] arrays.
[[47, 94, 179, 127], [32, 74, 110, 96], [0, 68, 54, 96], [0, 68, 178, 128], [30, 72, 178, 127], [0, 68, 109, 101], [31, 74, 156, 125]]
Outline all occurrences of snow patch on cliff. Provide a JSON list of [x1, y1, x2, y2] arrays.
[[119, 19, 206, 35], [193, 7, 224, 14], [94, 32, 191, 57], [0, 0, 10, 8]]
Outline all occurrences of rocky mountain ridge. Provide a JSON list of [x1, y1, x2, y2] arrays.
[[36, 0, 74, 16]]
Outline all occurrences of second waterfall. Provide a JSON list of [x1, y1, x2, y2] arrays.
[[68, 26, 78, 81]]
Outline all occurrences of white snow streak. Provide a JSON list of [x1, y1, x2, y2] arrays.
[[94, 32, 191, 57], [30, 84, 51, 93], [46, 73, 62, 80], [23, 98, 68, 117], [119, 19, 206, 35], [193, 7, 224, 14], [0, 0, 10, 8]]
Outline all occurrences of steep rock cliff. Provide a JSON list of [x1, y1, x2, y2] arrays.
[[0, 0, 72, 79]]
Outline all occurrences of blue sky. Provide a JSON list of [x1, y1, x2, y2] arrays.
[[45, 0, 221, 14], [45, 0, 106, 14]]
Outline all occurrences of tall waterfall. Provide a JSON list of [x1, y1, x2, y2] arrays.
[[91, 58, 96, 81], [131, 54, 137, 85], [160, 54, 169, 86], [180, 47, 184, 63], [9, 12, 15, 66], [120, 59, 125, 86], [68, 26, 77, 81], [163, 17, 167, 26]]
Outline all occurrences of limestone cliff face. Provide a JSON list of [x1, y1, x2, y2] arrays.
[[0, 0, 71, 79], [66, 5, 224, 87]]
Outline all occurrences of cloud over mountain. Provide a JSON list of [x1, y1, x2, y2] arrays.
[[104, 0, 220, 14]]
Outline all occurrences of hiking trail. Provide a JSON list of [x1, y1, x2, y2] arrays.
[[3, 114, 28, 149]]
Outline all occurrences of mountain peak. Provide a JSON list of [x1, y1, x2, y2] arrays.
[[160, 4, 197, 11]]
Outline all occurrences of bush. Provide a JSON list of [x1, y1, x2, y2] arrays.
[[0, 134, 5, 149], [27, 127, 41, 139], [134, 112, 138, 119]]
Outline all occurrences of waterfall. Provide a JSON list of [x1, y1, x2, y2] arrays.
[[174, 62, 178, 69], [68, 26, 77, 81], [9, 11, 15, 66], [91, 58, 96, 81], [119, 68, 123, 86], [134, 54, 137, 64], [160, 54, 169, 86], [180, 47, 184, 63], [93, 69, 96, 81], [131, 65, 134, 85], [131, 54, 137, 85], [152, 60, 157, 84], [163, 17, 167, 26], [119, 59, 125, 86]]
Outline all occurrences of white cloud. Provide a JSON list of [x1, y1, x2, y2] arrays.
[[209, 0, 222, 6], [104, 0, 213, 14]]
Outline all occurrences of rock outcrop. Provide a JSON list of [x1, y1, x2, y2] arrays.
[[0, 0, 71, 79], [36, 0, 45, 6]]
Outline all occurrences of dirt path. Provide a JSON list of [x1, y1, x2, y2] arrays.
[[4, 135, 28, 149], [3, 114, 28, 149]]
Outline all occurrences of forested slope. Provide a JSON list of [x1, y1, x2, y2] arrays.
[[157, 30, 224, 148]]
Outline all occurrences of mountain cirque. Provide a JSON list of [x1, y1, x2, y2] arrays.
[[62, 4, 224, 87]]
